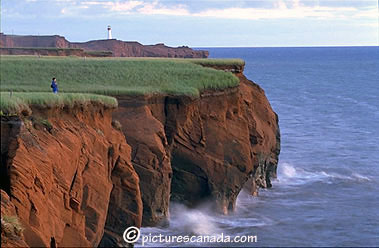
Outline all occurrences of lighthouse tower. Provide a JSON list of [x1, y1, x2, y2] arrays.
[[107, 25, 112, 39]]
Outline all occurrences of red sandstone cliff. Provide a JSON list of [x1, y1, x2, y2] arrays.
[[71, 40, 209, 58], [0, 34, 70, 48], [1, 104, 142, 247], [0, 33, 208, 58], [1, 65, 280, 247], [113, 66, 280, 227]]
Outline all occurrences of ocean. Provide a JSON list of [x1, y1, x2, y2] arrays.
[[138, 47, 379, 247]]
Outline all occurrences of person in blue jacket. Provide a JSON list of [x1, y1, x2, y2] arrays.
[[51, 77, 58, 94]]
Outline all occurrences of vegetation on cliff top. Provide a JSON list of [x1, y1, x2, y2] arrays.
[[188, 58, 245, 67], [0, 56, 243, 113], [0, 92, 118, 114], [0, 56, 242, 96]]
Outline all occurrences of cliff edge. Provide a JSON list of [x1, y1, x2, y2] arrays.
[[0, 64, 280, 247], [113, 65, 280, 227], [1, 103, 142, 247]]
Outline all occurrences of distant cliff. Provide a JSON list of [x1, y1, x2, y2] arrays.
[[0, 33, 208, 58]]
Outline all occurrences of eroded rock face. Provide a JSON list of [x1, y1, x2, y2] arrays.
[[113, 66, 280, 225], [113, 97, 172, 226], [165, 72, 280, 213], [237, 73, 281, 194], [0, 34, 70, 48], [0, 104, 142, 247], [0, 65, 280, 246]]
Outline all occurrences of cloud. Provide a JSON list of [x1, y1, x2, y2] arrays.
[[7, 0, 379, 21], [352, 7, 378, 19], [80, 0, 189, 16], [72, 0, 377, 21], [110, 1, 144, 11], [137, 1, 190, 16], [81, 1, 144, 11], [193, 5, 361, 20], [61, 5, 89, 15]]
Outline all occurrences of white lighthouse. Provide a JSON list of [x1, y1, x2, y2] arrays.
[[107, 25, 112, 39]]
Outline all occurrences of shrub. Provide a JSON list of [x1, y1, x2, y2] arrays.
[[1, 215, 24, 240], [112, 120, 122, 131]]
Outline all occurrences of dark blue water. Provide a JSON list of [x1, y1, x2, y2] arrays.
[[140, 47, 379, 247]]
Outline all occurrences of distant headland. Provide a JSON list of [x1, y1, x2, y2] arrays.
[[0, 33, 209, 58]]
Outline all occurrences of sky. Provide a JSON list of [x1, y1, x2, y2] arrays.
[[1, 0, 378, 47]]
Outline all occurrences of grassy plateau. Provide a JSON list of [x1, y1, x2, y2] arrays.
[[0, 92, 118, 115], [0, 56, 244, 113]]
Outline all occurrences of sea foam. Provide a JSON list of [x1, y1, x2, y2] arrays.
[[277, 162, 371, 186]]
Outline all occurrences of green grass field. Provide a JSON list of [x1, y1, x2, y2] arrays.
[[0, 56, 243, 113], [0, 92, 118, 115], [188, 58, 245, 67]]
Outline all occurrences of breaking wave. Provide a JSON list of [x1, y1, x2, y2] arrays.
[[277, 162, 371, 186]]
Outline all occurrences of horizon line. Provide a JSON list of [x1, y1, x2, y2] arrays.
[[193, 45, 379, 48]]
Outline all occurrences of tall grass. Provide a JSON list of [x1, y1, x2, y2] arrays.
[[187, 58, 245, 67], [0, 56, 241, 96], [0, 56, 243, 113], [0, 92, 117, 114]]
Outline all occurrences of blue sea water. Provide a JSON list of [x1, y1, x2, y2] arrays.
[[139, 47, 379, 247]]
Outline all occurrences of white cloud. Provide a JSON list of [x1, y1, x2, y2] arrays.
[[79, 0, 376, 21], [23, 0, 379, 21], [292, 0, 300, 9], [79, 0, 189, 16], [186, 0, 369, 20], [81, 1, 144, 11], [352, 7, 379, 18], [110, 1, 144, 11], [60, 4, 89, 16], [193, 5, 361, 20], [275, 0, 289, 10], [137, 1, 189, 16], [359, 22, 378, 28]]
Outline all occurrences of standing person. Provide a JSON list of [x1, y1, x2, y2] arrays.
[[51, 77, 58, 94]]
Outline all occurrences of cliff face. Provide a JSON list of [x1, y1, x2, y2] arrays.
[[0, 34, 70, 48], [0, 33, 208, 58], [113, 96, 172, 226], [1, 105, 142, 247], [0, 66, 280, 247], [0, 48, 113, 57], [71, 40, 209, 58], [168, 72, 280, 212], [0, 48, 85, 57], [113, 66, 280, 226]]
